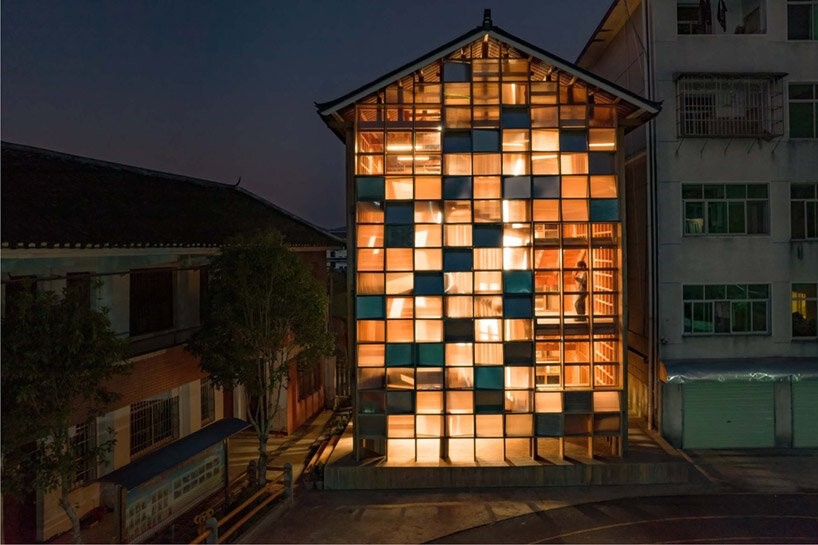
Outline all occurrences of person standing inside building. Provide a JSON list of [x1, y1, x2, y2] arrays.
[[573, 260, 588, 320]]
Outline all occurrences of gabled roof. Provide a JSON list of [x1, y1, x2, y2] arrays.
[[1, 142, 343, 250], [575, 0, 635, 70], [316, 12, 660, 140]]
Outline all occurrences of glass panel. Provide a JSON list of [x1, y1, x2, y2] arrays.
[[385, 272, 413, 295], [473, 176, 501, 199], [415, 177, 442, 199]]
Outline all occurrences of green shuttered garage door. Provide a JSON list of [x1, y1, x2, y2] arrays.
[[683, 382, 774, 449], [793, 381, 818, 448]]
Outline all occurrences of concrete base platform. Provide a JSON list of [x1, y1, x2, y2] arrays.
[[324, 421, 694, 490]]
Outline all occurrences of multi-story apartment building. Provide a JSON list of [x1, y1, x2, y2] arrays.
[[317, 11, 659, 465], [1, 142, 340, 542], [578, 0, 818, 449]]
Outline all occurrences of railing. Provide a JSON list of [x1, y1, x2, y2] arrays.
[[127, 325, 200, 357], [190, 463, 292, 544]]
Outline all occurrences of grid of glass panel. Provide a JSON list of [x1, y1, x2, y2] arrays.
[[352, 38, 624, 462]]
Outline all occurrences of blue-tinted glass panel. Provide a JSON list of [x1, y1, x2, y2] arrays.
[[473, 129, 500, 152], [443, 131, 472, 153], [443, 176, 472, 199], [356, 296, 384, 319], [589, 199, 619, 221], [386, 343, 413, 366], [417, 343, 444, 366], [535, 414, 563, 436], [357, 176, 385, 201], [415, 273, 444, 295], [503, 176, 531, 198], [559, 130, 588, 152], [386, 391, 414, 414], [501, 106, 530, 128], [503, 295, 533, 318], [443, 61, 471, 82], [475, 366, 503, 389], [474, 391, 503, 413], [589, 152, 616, 174], [444, 318, 474, 342], [504, 342, 533, 364], [503, 271, 533, 294], [385, 202, 414, 224], [532, 176, 560, 198], [473, 224, 503, 247], [385, 225, 414, 247], [443, 249, 473, 271], [563, 391, 593, 413]]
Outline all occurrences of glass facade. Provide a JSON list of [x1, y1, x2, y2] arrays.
[[350, 37, 625, 463]]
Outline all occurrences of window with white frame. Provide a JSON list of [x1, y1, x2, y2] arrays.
[[792, 182, 818, 239], [792, 283, 817, 338], [70, 422, 96, 489], [201, 377, 216, 426], [682, 183, 768, 235], [788, 0, 818, 39], [789, 83, 818, 138], [683, 284, 770, 335], [130, 397, 179, 457]]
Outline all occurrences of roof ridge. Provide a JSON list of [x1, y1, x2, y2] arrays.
[[1, 141, 235, 192]]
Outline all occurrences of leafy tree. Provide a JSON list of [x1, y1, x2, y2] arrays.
[[1, 286, 129, 544], [188, 231, 333, 485]]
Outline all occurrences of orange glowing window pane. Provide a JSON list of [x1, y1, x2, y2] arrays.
[[444, 201, 472, 223], [415, 319, 443, 342], [505, 414, 533, 437], [533, 200, 559, 222], [416, 391, 444, 414], [502, 129, 530, 152], [443, 153, 472, 175], [562, 176, 588, 198], [357, 131, 384, 153], [385, 248, 413, 271], [474, 295, 502, 317], [561, 200, 589, 221], [474, 248, 503, 270], [386, 320, 414, 342], [415, 201, 443, 224], [447, 414, 475, 437], [473, 176, 501, 199], [416, 415, 444, 437], [474, 271, 502, 293], [503, 247, 530, 270], [594, 391, 620, 412], [385, 272, 413, 295], [560, 153, 588, 174], [415, 132, 441, 152], [502, 225, 531, 247], [415, 176, 442, 199], [387, 415, 415, 438], [474, 200, 502, 222], [474, 343, 503, 365], [357, 225, 384, 248], [531, 153, 559, 175], [356, 155, 384, 175], [444, 272, 473, 294], [475, 414, 504, 437], [415, 296, 443, 319], [446, 391, 474, 414], [502, 200, 531, 222], [590, 175, 617, 198], [415, 248, 442, 270], [357, 273, 385, 294], [357, 202, 384, 223], [386, 296, 414, 319], [385, 177, 413, 200], [357, 249, 384, 271], [472, 153, 501, 175], [502, 153, 529, 175], [535, 392, 563, 412], [444, 224, 472, 246], [415, 224, 442, 248], [531, 129, 559, 151], [358, 344, 385, 367], [588, 128, 616, 151], [357, 320, 385, 342], [504, 319, 533, 341], [445, 295, 473, 318], [445, 343, 474, 366], [475, 318, 502, 342]]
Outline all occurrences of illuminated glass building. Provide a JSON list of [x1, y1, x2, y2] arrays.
[[318, 12, 659, 463]]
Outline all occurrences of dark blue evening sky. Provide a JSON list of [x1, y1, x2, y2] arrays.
[[2, 0, 610, 229]]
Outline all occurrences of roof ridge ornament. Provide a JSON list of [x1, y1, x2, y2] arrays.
[[482, 8, 492, 29]]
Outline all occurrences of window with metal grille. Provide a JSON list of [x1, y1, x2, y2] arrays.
[[683, 284, 770, 335], [130, 397, 179, 457], [676, 75, 783, 138], [201, 378, 216, 426], [792, 283, 817, 338], [682, 183, 768, 235], [791, 182, 818, 239], [129, 269, 174, 336], [70, 422, 96, 489]]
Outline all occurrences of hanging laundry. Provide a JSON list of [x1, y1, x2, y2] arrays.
[[717, 0, 728, 31], [699, 0, 713, 34]]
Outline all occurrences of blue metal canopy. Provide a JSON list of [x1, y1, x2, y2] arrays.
[[101, 418, 249, 490]]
